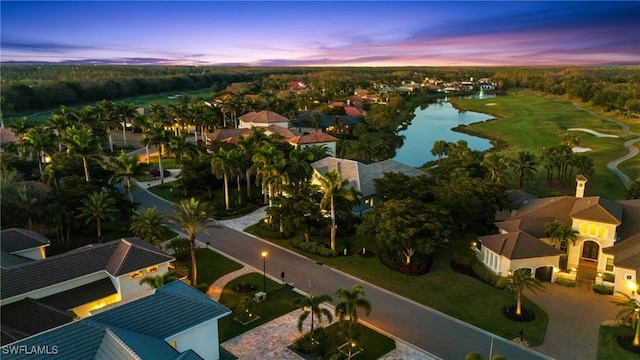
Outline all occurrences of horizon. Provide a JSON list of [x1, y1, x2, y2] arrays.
[[1, 1, 639, 67]]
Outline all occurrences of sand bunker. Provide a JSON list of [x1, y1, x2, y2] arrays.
[[572, 147, 592, 153], [568, 128, 618, 138], [485, 103, 497, 106]]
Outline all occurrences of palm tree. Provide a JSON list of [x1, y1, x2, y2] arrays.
[[130, 207, 167, 248], [96, 100, 119, 152], [168, 198, 216, 286], [77, 191, 117, 242], [311, 112, 323, 132], [62, 126, 101, 182], [431, 140, 448, 163], [41, 161, 67, 190], [142, 125, 172, 184], [334, 285, 372, 333], [21, 125, 55, 175], [292, 293, 333, 341], [139, 271, 179, 288], [6, 116, 34, 140], [512, 150, 537, 188], [482, 152, 512, 184], [615, 293, 640, 347], [238, 128, 270, 198], [168, 133, 199, 166], [115, 102, 137, 148], [103, 150, 143, 202], [496, 269, 544, 316], [251, 144, 284, 205], [316, 169, 358, 251], [46, 113, 71, 152], [211, 149, 236, 210], [168, 103, 190, 136], [544, 220, 578, 251]]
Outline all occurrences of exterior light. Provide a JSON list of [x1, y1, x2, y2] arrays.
[[261, 251, 268, 293]]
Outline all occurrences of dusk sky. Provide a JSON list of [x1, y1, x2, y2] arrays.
[[2, 1, 639, 66]]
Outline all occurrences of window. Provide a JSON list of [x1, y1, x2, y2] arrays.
[[560, 240, 567, 253], [129, 271, 143, 279], [589, 224, 597, 236], [580, 223, 588, 234], [605, 257, 614, 272], [146, 265, 159, 274], [598, 226, 607, 239]]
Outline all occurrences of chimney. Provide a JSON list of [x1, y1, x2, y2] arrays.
[[575, 175, 588, 198]]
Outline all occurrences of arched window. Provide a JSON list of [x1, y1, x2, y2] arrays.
[[589, 224, 597, 236], [598, 226, 607, 238], [580, 223, 588, 234]]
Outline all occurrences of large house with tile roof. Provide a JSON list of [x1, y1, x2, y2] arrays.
[[238, 110, 289, 129], [476, 177, 640, 298], [311, 157, 425, 214], [0, 281, 231, 360], [0, 230, 176, 345]]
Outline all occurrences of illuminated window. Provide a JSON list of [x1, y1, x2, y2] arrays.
[[598, 226, 607, 238], [589, 224, 597, 236], [605, 257, 614, 272], [146, 265, 159, 274], [580, 223, 588, 234], [129, 271, 143, 279]]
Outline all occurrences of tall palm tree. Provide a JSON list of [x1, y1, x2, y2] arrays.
[[512, 150, 537, 188], [41, 161, 67, 190], [496, 269, 544, 316], [292, 293, 333, 340], [168, 198, 216, 286], [130, 207, 167, 248], [46, 113, 71, 152], [315, 169, 358, 251], [238, 128, 270, 198], [96, 100, 119, 152], [227, 149, 246, 207], [168, 133, 199, 166], [615, 293, 640, 347], [77, 191, 117, 242], [334, 285, 372, 333], [6, 116, 34, 140], [115, 102, 138, 148], [139, 271, 179, 288], [482, 152, 512, 184], [431, 140, 448, 163], [22, 125, 55, 175], [168, 103, 190, 136], [62, 126, 101, 182], [103, 150, 143, 202], [142, 125, 172, 184], [211, 149, 236, 210], [251, 144, 284, 205], [544, 220, 578, 251]]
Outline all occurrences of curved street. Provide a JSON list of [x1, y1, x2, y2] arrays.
[[132, 179, 550, 360]]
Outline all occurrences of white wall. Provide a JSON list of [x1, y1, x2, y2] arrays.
[[239, 120, 288, 129], [613, 267, 638, 299], [116, 263, 170, 301], [168, 319, 221, 360]]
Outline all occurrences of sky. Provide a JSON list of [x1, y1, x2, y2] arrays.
[[1, 1, 639, 67]]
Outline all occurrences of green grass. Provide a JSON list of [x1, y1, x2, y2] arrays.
[[217, 273, 300, 342], [245, 226, 548, 346], [597, 325, 640, 360], [179, 248, 244, 287], [450, 89, 635, 200], [324, 322, 396, 360]]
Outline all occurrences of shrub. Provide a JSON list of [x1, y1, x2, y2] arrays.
[[592, 283, 614, 295], [166, 237, 190, 261], [554, 277, 576, 287], [290, 328, 334, 358], [471, 261, 500, 286], [149, 168, 161, 178], [559, 255, 568, 271], [602, 272, 615, 283], [292, 238, 339, 257]]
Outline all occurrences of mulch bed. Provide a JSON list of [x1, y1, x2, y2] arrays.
[[503, 306, 536, 322], [616, 335, 640, 355]]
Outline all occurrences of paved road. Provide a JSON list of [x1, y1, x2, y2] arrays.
[[132, 184, 550, 360]]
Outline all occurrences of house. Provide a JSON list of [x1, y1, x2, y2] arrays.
[[0, 281, 231, 360], [238, 110, 289, 129], [311, 157, 425, 214], [476, 177, 640, 298], [1, 231, 176, 345], [288, 132, 338, 156]]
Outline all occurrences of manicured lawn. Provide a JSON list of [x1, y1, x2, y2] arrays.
[[245, 226, 548, 346], [597, 325, 640, 360], [323, 322, 397, 360], [451, 89, 634, 200], [179, 248, 244, 287], [217, 273, 300, 342]]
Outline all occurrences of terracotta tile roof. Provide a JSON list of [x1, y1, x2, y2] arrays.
[[512, 196, 576, 224], [344, 106, 365, 117], [206, 128, 252, 144], [0, 127, 18, 143], [479, 231, 563, 260], [1, 238, 174, 300], [238, 110, 289, 124], [264, 124, 295, 139], [289, 132, 338, 145], [570, 196, 622, 224]]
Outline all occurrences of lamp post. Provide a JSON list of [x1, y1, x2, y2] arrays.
[[261, 251, 267, 293]]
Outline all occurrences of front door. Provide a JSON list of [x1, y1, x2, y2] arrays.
[[581, 241, 599, 261]]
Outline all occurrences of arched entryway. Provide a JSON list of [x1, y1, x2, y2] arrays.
[[577, 240, 600, 280], [535, 266, 553, 282]]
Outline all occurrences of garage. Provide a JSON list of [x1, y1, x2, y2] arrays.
[[535, 266, 554, 282]]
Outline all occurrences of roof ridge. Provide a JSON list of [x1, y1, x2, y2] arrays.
[[107, 240, 133, 276], [102, 327, 144, 360]]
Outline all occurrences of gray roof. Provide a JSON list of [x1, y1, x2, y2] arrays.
[[0, 228, 50, 255], [0, 282, 226, 359], [1, 238, 174, 300], [0, 298, 76, 345], [312, 157, 424, 198], [39, 278, 117, 311]]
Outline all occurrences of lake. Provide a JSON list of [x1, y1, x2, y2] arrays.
[[393, 96, 494, 167]]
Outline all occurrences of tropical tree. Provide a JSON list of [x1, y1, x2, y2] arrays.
[[626, 177, 640, 200], [168, 198, 216, 286], [21, 125, 55, 175], [482, 152, 512, 184], [103, 150, 143, 202], [41, 161, 67, 190], [142, 125, 172, 184], [96, 100, 119, 152], [251, 143, 284, 205], [496, 268, 544, 316], [168, 133, 199, 166], [6, 116, 34, 140], [292, 293, 333, 341], [139, 271, 179, 288], [431, 140, 448, 163], [315, 169, 359, 251], [544, 220, 578, 251], [77, 191, 117, 242], [512, 150, 537, 188], [168, 103, 190, 136], [46, 113, 72, 152], [211, 149, 236, 210], [115, 102, 138, 147], [334, 285, 372, 334], [615, 293, 640, 347], [62, 126, 101, 182], [130, 207, 167, 248]]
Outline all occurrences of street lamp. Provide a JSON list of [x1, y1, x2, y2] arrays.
[[261, 251, 268, 293]]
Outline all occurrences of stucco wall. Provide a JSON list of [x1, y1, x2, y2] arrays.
[[169, 319, 221, 360]]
